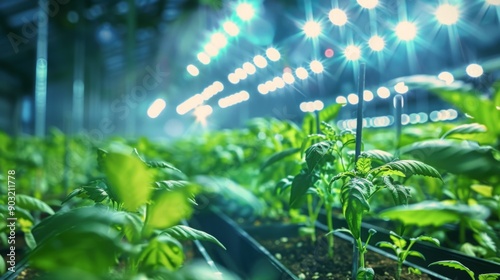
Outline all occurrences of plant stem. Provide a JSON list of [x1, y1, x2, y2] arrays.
[[356, 238, 365, 269], [459, 218, 466, 244], [326, 204, 334, 259], [307, 195, 316, 243], [396, 261, 402, 280]]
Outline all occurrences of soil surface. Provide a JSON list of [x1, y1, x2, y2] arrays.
[[255, 232, 433, 280]]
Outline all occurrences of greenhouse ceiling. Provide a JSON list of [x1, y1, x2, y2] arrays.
[[0, 0, 499, 138]]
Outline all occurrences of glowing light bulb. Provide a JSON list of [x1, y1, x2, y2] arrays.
[[435, 4, 459, 25], [223, 21, 239, 36], [236, 3, 255, 21], [395, 21, 417, 41], [466, 63, 483, 78], [368, 35, 385, 51], [295, 67, 309, 80], [377, 87, 390, 98], [253, 55, 268, 68], [186, 64, 199, 76], [303, 20, 322, 38], [329, 8, 348, 26], [310, 60, 324, 74], [345, 45, 361, 61], [357, 0, 378, 9], [347, 93, 359, 105], [266, 47, 281, 62]]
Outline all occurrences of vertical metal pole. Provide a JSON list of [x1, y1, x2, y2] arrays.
[[393, 95, 404, 158], [34, 0, 49, 137], [126, 0, 136, 137], [353, 63, 366, 279]]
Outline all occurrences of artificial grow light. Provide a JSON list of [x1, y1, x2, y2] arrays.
[[223, 21, 240, 36], [435, 4, 459, 25], [395, 21, 417, 41], [377, 86, 391, 98], [147, 98, 166, 119], [295, 67, 309, 80], [466, 63, 483, 78], [344, 45, 361, 61], [357, 0, 378, 9], [266, 47, 281, 62], [236, 3, 255, 21], [368, 35, 385, 51], [303, 20, 322, 38], [329, 8, 348, 26], [253, 55, 268, 68], [186, 64, 199, 76], [310, 60, 324, 74]]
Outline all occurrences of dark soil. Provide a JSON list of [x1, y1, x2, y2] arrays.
[[255, 232, 433, 280]]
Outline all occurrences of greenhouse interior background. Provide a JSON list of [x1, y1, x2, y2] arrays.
[[1, 0, 500, 279]]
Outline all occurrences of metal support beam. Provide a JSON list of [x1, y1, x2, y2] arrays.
[[34, 0, 49, 137]]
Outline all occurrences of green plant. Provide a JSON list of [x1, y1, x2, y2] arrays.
[[376, 231, 440, 280], [27, 144, 225, 278], [429, 260, 500, 280]]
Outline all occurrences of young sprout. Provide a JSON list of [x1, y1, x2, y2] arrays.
[[377, 231, 440, 280]]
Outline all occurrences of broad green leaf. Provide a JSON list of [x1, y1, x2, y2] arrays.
[[479, 273, 500, 280], [24, 231, 37, 249], [429, 260, 474, 280], [32, 206, 125, 244], [137, 235, 184, 271], [319, 103, 343, 123], [145, 189, 192, 232], [275, 176, 293, 195], [356, 267, 375, 280], [389, 233, 407, 249], [441, 123, 487, 139], [361, 150, 395, 164], [401, 140, 500, 180], [305, 141, 334, 171], [376, 241, 397, 251], [30, 224, 123, 275], [15, 194, 54, 215], [162, 225, 225, 249], [290, 172, 315, 208], [102, 152, 153, 211], [376, 160, 442, 180], [302, 113, 317, 135], [122, 212, 143, 243], [382, 176, 411, 205], [341, 178, 371, 239], [379, 201, 490, 227], [299, 134, 328, 156], [407, 250, 426, 260], [260, 148, 300, 171]]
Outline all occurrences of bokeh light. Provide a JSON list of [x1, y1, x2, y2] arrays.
[[147, 98, 166, 119], [363, 90, 374, 101], [395, 21, 417, 41], [357, 0, 379, 9], [435, 4, 459, 25], [344, 45, 361, 60], [347, 93, 359, 105], [242, 62, 256, 75], [310, 60, 324, 74], [329, 8, 348, 26], [325, 48, 334, 58], [197, 52, 211, 65], [295, 67, 309, 80], [466, 63, 483, 77], [253, 55, 268, 68], [377, 87, 391, 98], [223, 21, 240, 36], [186, 64, 199, 76], [266, 47, 281, 61], [438, 71, 454, 84], [236, 3, 255, 21], [368, 35, 385, 51], [303, 20, 322, 38]]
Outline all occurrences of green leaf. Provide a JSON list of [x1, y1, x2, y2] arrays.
[[479, 273, 500, 280], [260, 148, 300, 171], [356, 267, 375, 280], [376, 160, 442, 180], [471, 184, 493, 197], [401, 140, 500, 180], [24, 231, 37, 249], [0, 204, 34, 222], [145, 189, 192, 232], [382, 176, 411, 205], [305, 141, 334, 171], [376, 241, 397, 251], [290, 172, 315, 208], [441, 123, 487, 139], [429, 260, 475, 280], [319, 103, 343, 123], [0, 255, 4, 274], [137, 235, 184, 271], [30, 224, 123, 275], [275, 176, 294, 195], [155, 180, 189, 190], [407, 250, 426, 260], [416, 236, 440, 247], [101, 152, 153, 211], [341, 178, 372, 239], [302, 113, 317, 135], [122, 212, 143, 243], [356, 157, 372, 175], [379, 201, 490, 227], [361, 150, 395, 164], [162, 225, 225, 249], [389, 232, 406, 249], [15, 194, 54, 215]]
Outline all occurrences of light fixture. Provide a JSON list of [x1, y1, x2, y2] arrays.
[[329, 8, 348, 26], [147, 98, 166, 119], [395, 21, 417, 41], [303, 20, 322, 38], [344, 45, 361, 61], [435, 4, 459, 25], [368, 35, 385, 51], [466, 63, 483, 78]]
